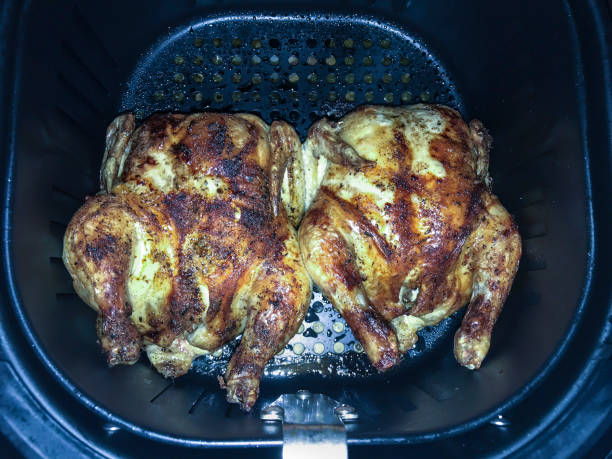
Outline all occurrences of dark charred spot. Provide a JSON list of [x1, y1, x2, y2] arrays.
[[239, 207, 267, 230], [269, 297, 283, 310], [466, 185, 485, 222], [393, 173, 423, 194], [218, 156, 243, 178], [85, 234, 117, 262], [96, 314, 141, 365], [173, 143, 193, 163], [215, 244, 234, 260], [392, 129, 411, 162], [146, 113, 184, 136], [163, 192, 202, 234], [207, 121, 228, 156], [169, 267, 204, 332], [502, 221, 518, 238]]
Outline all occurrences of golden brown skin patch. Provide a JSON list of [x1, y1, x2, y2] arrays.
[[63, 112, 311, 411], [299, 104, 521, 371]]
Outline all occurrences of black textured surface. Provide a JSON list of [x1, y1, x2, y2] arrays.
[[121, 13, 461, 134], [0, 0, 610, 457]]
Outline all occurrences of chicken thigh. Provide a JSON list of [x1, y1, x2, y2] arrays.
[[299, 104, 521, 371], [63, 112, 311, 411]]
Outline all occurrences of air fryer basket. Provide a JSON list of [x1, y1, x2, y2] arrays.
[[1, 0, 611, 453]]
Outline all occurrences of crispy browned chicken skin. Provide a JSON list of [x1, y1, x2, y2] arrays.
[[63, 112, 311, 411], [299, 104, 521, 371]]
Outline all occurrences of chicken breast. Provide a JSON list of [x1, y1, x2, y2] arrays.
[[299, 104, 521, 371], [63, 112, 311, 411]]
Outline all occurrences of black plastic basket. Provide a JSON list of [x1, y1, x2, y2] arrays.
[[0, 0, 611, 457]]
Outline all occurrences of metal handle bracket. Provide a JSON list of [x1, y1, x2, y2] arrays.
[[260, 390, 358, 459]]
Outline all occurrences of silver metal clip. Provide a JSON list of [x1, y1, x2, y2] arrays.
[[260, 390, 358, 459]]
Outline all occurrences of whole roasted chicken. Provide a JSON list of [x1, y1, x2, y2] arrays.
[[299, 104, 521, 371], [63, 112, 311, 411]]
